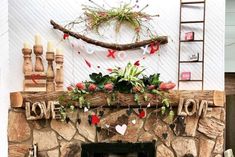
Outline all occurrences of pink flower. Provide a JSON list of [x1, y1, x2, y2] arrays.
[[104, 83, 114, 91], [88, 83, 97, 91], [147, 85, 156, 90], [67, 86, 73, 91], [159, 82, 176, 91], [76, 82, 85, 90]]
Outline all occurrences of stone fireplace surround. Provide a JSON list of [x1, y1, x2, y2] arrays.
[[8, 91, 225, 157]]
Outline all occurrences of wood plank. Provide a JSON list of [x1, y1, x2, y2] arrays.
[[10, 90, 225, 108]]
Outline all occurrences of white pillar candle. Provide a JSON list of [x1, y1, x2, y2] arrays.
[[47, 41, 54, 52], [224, 149, 234, 157], [23, 42, 30, 49], [35, 33, 41, 45], [56, 48, 63, 55]]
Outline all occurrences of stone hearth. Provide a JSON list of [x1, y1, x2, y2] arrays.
[[8, 106, 225, 157]]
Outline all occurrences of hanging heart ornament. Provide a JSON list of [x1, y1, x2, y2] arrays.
[[115, 124, 127, 135]]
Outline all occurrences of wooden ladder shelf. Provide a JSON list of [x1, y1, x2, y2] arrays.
[[178, 0, 206, 90]]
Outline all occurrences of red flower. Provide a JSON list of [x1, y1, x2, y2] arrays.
[[88, 83, 97, 91], [104, 83, 114, 91], [67, 86, 73, 91], [147, 85, 156, 90], [76, 82, 85, 90], [91, 115, 100, 125], [159, 82, 176, 91]]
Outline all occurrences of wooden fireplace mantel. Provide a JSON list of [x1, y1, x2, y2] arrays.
[[10, 90, 225, 108]]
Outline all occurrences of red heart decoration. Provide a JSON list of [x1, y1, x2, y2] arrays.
[[150, 42, 160, 54], [138, 110, 145, 118], [91, 115, 100, 125]]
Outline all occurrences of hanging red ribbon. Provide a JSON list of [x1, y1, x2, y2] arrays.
[[85, 59, 91, 68]]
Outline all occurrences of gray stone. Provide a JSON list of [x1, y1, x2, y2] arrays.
[[51, 120, 76, 141], [73, 133, 86, 142], [60, 140, 81, 157], [8, 143, 30, 157], [198, 117, 225, 139], [172, 137, 197, 157], [47, 149, 59, 157], [198, 138, 215, 157], [157, 144, 174, 157], [33, 130, 58, 151], [76, 111, 96, 142], [185, 116, 199, 136], [98, 109, 144, 143], [8, 111, 31, 142], [138, 132, 155, 142], [153, 119, 174, 147], [213, 136, 224, 154]]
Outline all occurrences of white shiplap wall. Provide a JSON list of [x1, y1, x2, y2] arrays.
[[225, 0, 235, 72], [0, 0, 9, 156], [9, 0, 224, 91]]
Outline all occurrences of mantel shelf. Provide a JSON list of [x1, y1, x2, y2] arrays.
[[10, 90, 225, 108]]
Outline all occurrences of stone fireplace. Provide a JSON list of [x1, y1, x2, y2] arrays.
[[8, 91, 226, 157]]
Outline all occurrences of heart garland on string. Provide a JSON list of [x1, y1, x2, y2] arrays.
[[115, 124, 127, 135]]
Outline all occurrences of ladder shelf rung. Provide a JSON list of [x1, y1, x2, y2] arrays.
[[180, 40, 203, 42], [180, 61, 203, 63], [179, 80, 203, 82], [181, 1, 205, 5], [181, 20, 204, 24]]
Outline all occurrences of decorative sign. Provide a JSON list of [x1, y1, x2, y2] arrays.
[[181, 72, 191, 80], [184, 32, 194, 41], [177, 98, 213, 117], [25, 101, 61, 120], [189, 53, 199, 62]]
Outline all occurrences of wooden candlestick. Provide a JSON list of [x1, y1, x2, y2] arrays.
[[46, 51, 55, 92], [33, 45, 44, 72], [55, 49, 64, 91], [22, 48, 33, 74]]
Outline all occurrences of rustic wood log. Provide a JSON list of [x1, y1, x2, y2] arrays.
[[10, 90, 225, 108], [50, 20, 168, 51]]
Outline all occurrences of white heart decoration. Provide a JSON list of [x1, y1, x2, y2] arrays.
[[147, 103, 151, 108], [84, 107, 89, 112], [117, 51, 127, 61], [105, 124, 110, 128], [115, 124, 127, 135], [131, 119, 136, 124], [86, 47, 95, 55]]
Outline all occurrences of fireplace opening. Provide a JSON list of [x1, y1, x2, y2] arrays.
[[81, 142, 156, 157]]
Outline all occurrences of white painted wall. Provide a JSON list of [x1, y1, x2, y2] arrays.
[[225, 0, 235, 72], [0, 0, 9, 156]]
